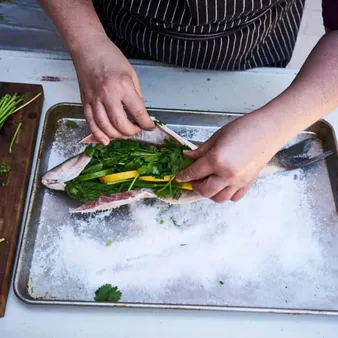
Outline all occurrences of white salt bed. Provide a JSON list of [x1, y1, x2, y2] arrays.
[[29, 167, 338, 309], [27, 119, 338, 310]]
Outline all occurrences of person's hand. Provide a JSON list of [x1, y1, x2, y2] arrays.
[[176, 112, 285, 203], [71, 34, 155, 145]]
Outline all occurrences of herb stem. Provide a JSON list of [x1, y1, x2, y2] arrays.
[[12, 92, 42, 114], [0, 93, 24, 128], [127, 174, 140, 191], [9, 122, 22, 153], [157, 175, 176, 193]]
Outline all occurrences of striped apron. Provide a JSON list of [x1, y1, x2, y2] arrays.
[[92, 0, 305, 70]]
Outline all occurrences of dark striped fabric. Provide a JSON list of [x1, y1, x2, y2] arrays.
[[322, 0, 338, 30], [93, 0, 306, 70]]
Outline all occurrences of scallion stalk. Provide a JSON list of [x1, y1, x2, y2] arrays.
[[9, 122, 22, 153]]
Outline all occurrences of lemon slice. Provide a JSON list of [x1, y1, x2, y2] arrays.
[[139, 175, 172, 182], [100, 171, 193, 191], [180, 182, 193, 190], [100, 170, 138, 183]]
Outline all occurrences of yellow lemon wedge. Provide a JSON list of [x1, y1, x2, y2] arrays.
[[139, 175, 172, 182], [100, 171, 193, 191], [100, 170, 138, 183], [180, 182, 193, 190]]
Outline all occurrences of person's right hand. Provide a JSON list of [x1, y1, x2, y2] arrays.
[[71, 34, 155, 145]]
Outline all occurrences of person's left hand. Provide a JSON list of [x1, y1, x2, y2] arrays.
[[176, 112, 285, 203]]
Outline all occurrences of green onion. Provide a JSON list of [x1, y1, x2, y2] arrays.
[[11, 92, 42, 115], [0, 92, 42, 131], [106, 179, 132, 186], [9, 122, 22, 153], [157, 175, 175, 193], [0, 93, 24, 128], [0, 238, 5, 243], [127, 174, 140, 191], [81, 162, 104, 174], [77, 168, 116, 181]]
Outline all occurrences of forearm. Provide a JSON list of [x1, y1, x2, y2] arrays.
[[258, 30, 338, 145], [38, 0, 107, 54]]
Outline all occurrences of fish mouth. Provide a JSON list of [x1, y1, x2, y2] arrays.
[[41, 178, 65, 191]]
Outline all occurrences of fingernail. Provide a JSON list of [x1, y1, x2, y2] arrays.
[[103, 138, 110, 146], [183, 150, 191, 154], [175, 177, 182, 182]]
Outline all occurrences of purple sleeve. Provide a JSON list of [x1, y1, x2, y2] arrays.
[[322, 0, 338, 30]]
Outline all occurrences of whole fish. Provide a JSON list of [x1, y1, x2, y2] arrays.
[[42, 121, 333, 213]]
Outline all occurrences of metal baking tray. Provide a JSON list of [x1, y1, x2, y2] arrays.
[[14, 103, 338, 315]]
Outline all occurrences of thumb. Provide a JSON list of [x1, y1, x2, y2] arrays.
[[183, 144, 209, 160], [176, 156, 213, 182]]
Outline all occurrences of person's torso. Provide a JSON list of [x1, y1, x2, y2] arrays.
[[94, 0, 306, 70], [118, 0, 282, 33]]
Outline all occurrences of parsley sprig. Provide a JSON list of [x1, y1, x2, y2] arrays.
[[0, 161, 10, 186], [94, 284, 122, 302], [83, 139, 192, 178]]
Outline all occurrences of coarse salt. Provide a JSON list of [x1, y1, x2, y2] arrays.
[[28, 119, 338, 309]]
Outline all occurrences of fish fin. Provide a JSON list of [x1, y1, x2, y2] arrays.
[[281, 151, 334, 170], [275, 136, 334, 171], [278, 138, 314, 159]]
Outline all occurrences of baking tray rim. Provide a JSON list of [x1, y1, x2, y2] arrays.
[[13, 102, 338, 315]]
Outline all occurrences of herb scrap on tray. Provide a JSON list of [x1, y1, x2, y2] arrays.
[[0, 161, 10, 186], [65, 119, 78, 129], [94, 284, 122, 302], [65, 139, 194, 202]]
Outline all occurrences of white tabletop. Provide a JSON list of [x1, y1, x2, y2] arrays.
[[1, 50, 338, 337]]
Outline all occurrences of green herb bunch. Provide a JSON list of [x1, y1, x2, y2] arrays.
[[65, 139, 194, 202]]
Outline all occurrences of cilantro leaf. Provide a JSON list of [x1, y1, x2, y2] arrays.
[[94, 284, 122, 302], [171, 218, 181, 227], [65, 120, 78, 129], [84, 145, 96, 157], [0, 161, 10, 186]]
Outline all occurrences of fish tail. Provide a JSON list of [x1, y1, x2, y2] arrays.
[[274, 138, 334, 171]]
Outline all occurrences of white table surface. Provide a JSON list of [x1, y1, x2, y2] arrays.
[[1, 50, 338, 337]]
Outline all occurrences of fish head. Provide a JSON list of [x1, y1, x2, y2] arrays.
[[41, 153, 92, 191], [41, 172, 66, 190]]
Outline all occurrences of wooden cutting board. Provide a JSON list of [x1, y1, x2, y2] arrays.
[[0, 82, 44, 317]]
